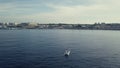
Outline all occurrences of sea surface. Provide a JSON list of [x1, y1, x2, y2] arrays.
[[0, 29, 120, 68]]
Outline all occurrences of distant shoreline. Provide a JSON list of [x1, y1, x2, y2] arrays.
[[1, 23, 120, 30], [1, 28, 120, 31]]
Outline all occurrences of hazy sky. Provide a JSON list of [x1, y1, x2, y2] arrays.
[[0, 0, 120, 24]]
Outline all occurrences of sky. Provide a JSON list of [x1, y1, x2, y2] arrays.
[[0, 0, 120, 24]]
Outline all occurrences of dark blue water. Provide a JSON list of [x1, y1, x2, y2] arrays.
[[0, 30, 120, 68]]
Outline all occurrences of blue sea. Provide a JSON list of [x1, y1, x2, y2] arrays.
[[0, 30, 120, 68]]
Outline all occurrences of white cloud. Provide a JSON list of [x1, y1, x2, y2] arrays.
[[1, 0, 120, 23], [20, 1, 116, 23]]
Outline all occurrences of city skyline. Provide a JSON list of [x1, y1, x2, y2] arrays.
[[0, 0, 120, 24]]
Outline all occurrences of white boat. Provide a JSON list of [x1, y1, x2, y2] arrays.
[[64, 49, 71, 56]]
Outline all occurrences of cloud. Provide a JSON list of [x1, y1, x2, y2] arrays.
[[0, 0, 120, 23], [19, 0, 115, 23]]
